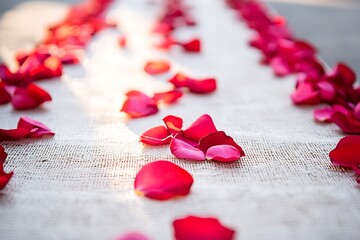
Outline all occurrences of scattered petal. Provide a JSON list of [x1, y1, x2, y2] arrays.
[[144, 60, 170, 75], [119, 36, 127, 48], [134, 160, 194, 200], [205, 145, 241, 162], [290, 82, 320, 105], [116, 231, 150, 240], [140, 126, 171, 145], [0, 82, 11, 105], [0, 145, 7, 162], [313, 107, 333, 122], [187, 78, 217, 94], [17, 116, 55, 138], [11, 83, 52, 110], [121, 91, 159, 118], [0, 161, 13, 190], [330, 136, 360, 175], [173, 215, 236, 240], [163, 115, 183, 135], [180, 39, 201, 52], [170, 138, 205, 161], [169, 73, 191, 88], [153, 89, 183, 105], [183, 114, 217, 141], [332, 111, 360, 134]]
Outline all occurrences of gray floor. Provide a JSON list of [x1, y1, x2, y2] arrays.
[[0, 0, 359, 76]]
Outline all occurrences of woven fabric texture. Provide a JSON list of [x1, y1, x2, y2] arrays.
[[0, 0, 359, 239]]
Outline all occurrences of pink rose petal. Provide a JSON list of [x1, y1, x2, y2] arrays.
[[170, 138, 205, 161], [205, 145, 241, 162]]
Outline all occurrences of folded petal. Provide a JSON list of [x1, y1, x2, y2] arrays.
[[144, 60, 170, 75], [170, 138, 205, 161], [121, 91, 159, 118], [163, 115, 183, 135], [329, 136, 360, 170], [199, 131, 245, 157], [183, 114, 217, 141], [11, 83, 52, 110], [140, 125, 171, 145], [17, 116, 55, 138], [134, 160, 194, 200], [180, 39, 201, 52], [187, 78, 217, 94], [173, 215, 235, 240], [205, 145, 241, 162], [152, 89, 183, 105], [0, 161, 13, 190], [169, 73, 191, 88]]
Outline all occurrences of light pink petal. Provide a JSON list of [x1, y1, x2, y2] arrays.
[[140, 125, 171, 145], [313, 107, 333, 122], [116, 231, 150, 240], [170, 138, 205, 161], [183, 114, 217, 141], [206, 145, 241, 162]]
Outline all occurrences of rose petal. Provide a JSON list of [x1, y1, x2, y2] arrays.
[[199, 131, 245, 157], [205, 145, 241, 162], [169, 73, 191, 88], [140, 125, 171, 145], [173, 215, 236, 240], [332, 111, 360, 134], [163, 115, 183, 135], [313, 107, 333, 122], [153, 89, 183, 105], [144, 60, 170, 75], [116, 232, 150, 240], [327, 63, 356, 87], [330, 136, 360, 171], [121, 91, 159, 118], [17, 116, 55, 138], [0, 145, 7, 163], [170, 138, 205, 161], [134, 160, 194, 200], [317, 81, 336, 102], [0, 128, 30, 141], [354, 103, 360, 121], [270, 57, 292, 77], [180, 38, 201, 52], [118, 36, 126, 48], [290, 82, 321, 105], [11, 83, 52, 110], [0, 160, 13, 190], [187, 78, 217, 94], [0, 82, 11, 105], [183, 114, 217, 141]]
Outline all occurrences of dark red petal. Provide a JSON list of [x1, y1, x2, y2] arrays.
[[144, 60, 170, 75], [354, 103, 360, 121], [170, 138, 205, 161], [0, 161, 13, 190], [11, 83, 52, 110], [153, 89, 183, 105], [199, 131, 245, 157], [205, 145, 241, 162], [163, 115, 183, 135], [169, 73, 191, 88], [329, 136, 360, 169], [173, 215, 235, 240], [116, 232, 150, 240], [187, 78, 217, 94], [121, 92, 159, 118], [0, 82, 11, 105], [0, 145, 7, 162], [332, 111, 360, 134], [183, 114, 217, 141], [0, 128, 30, 141], [180, 38, 201, 52], [134, 160, 194, 200], [139, 125, 171, 145], [290, 82, 321, 105], [17, 116, 55, 138]]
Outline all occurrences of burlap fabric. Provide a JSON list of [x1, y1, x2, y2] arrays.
[[0, 0, 359, 239]]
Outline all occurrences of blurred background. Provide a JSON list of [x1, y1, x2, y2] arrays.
[[0, 0, 359, 76]]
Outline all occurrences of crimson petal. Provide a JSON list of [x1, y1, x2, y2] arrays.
[[183, 114, 217, 141], [0, 128, 30, 141], [144, 60, 170, 75], [0, 82, 11, 105], [169, 73, 191, 88], [290, 82, 321, 105], [17, 116, 55, 138], [134, 160, 194, 200], [0, 160, 13, 190], [170, 138, 205, 161], [139, 125, 171, 145], [180, 39, 201, 52], [163, 115, 183, 135], [173, 215, 236, 240], [153, 89, 183, 105], [187, 78, 217, 94], [11, 83, 52, 110], [313, 107, 333, 123], [121, 91, 158, 118], [329, 136, 360, 174], [0, 145, 7, 163], [332, 111, 360, 134]]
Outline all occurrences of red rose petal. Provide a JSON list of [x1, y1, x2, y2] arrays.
[[17, 116, 55, 138], [170, 138, 205, 161], [11, 83, 52, 110], [152, 89, 183, 105], [139, 125, 171, 145], [205, 145, 241, 162], [121, 91, 159, 118], [327, 63, 356, 87], [173, 215, 236, 240], [187, 78, 217, 94], [290, 82, 321, 105], [354, 103, 360, 121], [313, 107, 333, 122], [317, 81, 336, 102], [0, 160, 13, 190], [0, 145, 8, 162], [0, 82, 11, 105], [330, 136, 360, 172], [169, 73, 191, 88], [332, 111, 360, 134], [270, 57, 292, 77], [163, 115, 183, 135], [180, 38, 201, 52], [118, 36, 126, 48], [199, 131, 245, 157], [144, 60, 170, 75], [134, 160, 194, 200], [183, 114, 217, 141], [116, 232, 150, 240], [0, 128, 30, 141]]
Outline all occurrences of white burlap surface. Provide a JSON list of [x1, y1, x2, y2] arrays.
[[0, 0, 359, 239]]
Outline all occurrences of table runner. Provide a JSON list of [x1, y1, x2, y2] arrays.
[[0, 0, 359, 239]]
